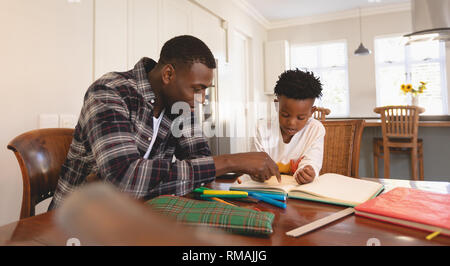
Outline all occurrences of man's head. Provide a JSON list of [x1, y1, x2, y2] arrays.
[[153, 35, 216, 111], [274, 69, 322, 139]]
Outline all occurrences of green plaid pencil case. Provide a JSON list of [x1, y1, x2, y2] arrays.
[[145, 195, 275, 236]]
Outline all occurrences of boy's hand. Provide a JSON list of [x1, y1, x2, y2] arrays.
[[294, 165, 315, 184]]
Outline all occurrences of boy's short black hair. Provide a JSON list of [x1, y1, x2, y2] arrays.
[[274, 68, 322, 100], [159, 35, 216, 70]]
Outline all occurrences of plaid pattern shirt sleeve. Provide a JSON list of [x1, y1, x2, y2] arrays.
[[84, 85, 216, 197], [50, 68, 216, 209]]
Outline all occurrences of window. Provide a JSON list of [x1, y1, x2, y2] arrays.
[[375, 35, 448, 115], [290, 41, 349, 117]]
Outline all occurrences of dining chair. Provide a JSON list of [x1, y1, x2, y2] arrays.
[[320, 120, 365, 177], [373, 105, 425, 180], [313, 107, 331, 121], [7, 128, 74, 219]]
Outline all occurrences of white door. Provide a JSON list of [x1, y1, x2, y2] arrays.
[[230, 30, 250, 153]]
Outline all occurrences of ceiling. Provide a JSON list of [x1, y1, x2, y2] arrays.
[[243, 0, 410, 22]]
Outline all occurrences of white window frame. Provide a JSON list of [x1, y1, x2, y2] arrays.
[[405, 40, 448, 114], [290, 40, 350, 117], [375, 34, 448, 115]]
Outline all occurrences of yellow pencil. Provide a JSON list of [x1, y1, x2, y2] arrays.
[[210, 197, 238, 207], [426, 231, 441, 240], [203, 190, 248, 196]]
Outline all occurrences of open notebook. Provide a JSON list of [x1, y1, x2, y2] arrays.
[[230, 173, 384, 207]]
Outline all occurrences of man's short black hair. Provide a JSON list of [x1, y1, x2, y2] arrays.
[[159, 35, 216, 69], [274, 68, 322, 100]]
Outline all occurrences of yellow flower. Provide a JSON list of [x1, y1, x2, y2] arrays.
[[401, 84, 406, 91], [406, 84, 412, 92], [400, 82, 427, 95]]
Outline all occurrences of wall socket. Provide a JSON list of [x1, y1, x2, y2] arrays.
[[39, 114, 59, 128], [59, 114, 78, 128], [39, 114, 78, 129]]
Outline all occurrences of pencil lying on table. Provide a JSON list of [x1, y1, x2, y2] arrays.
[[201, 190, 248, 198], [200, 194, 248, 198], [249, 193, 286, 209], [203, 190, 248, 196], [210, 197, 238, 207], [247, 191, 286, 201]]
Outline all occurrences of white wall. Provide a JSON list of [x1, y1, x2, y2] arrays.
[[0, 0, 94, 226], [267, 10, 450, 117], [0, 0, 267, 226]]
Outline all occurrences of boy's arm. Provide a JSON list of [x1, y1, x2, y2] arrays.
[[296, 125, 325, 177]]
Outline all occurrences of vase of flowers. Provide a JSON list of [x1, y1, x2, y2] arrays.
[[400, 82, 427, 106], [411, 94, 419, 106]]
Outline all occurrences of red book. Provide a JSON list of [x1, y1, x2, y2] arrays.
[[355, 187, 450, 236]]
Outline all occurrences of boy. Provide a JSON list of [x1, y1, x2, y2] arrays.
[[254, 69, 325, 184]]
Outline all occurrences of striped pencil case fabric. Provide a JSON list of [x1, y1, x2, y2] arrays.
[[145, 195, 275, 236]]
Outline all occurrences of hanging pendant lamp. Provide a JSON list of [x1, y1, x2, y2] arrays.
[[354, 7, 371, 56]]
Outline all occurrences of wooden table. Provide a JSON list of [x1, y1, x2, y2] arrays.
[[0, 178, 449, 246]]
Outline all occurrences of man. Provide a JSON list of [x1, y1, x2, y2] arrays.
[[49, 35, 280, 210]]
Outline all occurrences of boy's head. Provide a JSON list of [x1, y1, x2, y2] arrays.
[[274, 69, 322, 139], [156, 35, 216, 111]]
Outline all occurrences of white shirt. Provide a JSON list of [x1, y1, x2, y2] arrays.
[[253, 117, 325, 177], [143, 109, 165, 159]]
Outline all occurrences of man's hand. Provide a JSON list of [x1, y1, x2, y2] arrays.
[[213, 152, 281, 183], [294, 165, 315, 184]]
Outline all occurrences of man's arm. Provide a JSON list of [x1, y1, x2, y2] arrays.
[[174, 113, 281, 183], [213, 152, 281, 182], [83, 86, 215, 198]]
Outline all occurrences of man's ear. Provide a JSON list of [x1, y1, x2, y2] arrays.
[[161, 64, 175, 85]]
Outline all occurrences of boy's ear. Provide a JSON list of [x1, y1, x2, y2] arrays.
[[311, 106, 318, 116]]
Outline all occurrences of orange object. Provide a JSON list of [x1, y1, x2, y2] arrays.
[[289, 155, 305, 174], [276, 162, 290, 174], [210, 197, 238, 207]]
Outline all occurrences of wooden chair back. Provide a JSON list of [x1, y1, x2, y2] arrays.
[[320, 120, 365, 177], [7, 128, 74, 219], [313, 107, 331, 121], [374, 105, 424, 140]]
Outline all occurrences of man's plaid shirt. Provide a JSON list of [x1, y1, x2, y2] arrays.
[[49, 57, 216, 209]]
